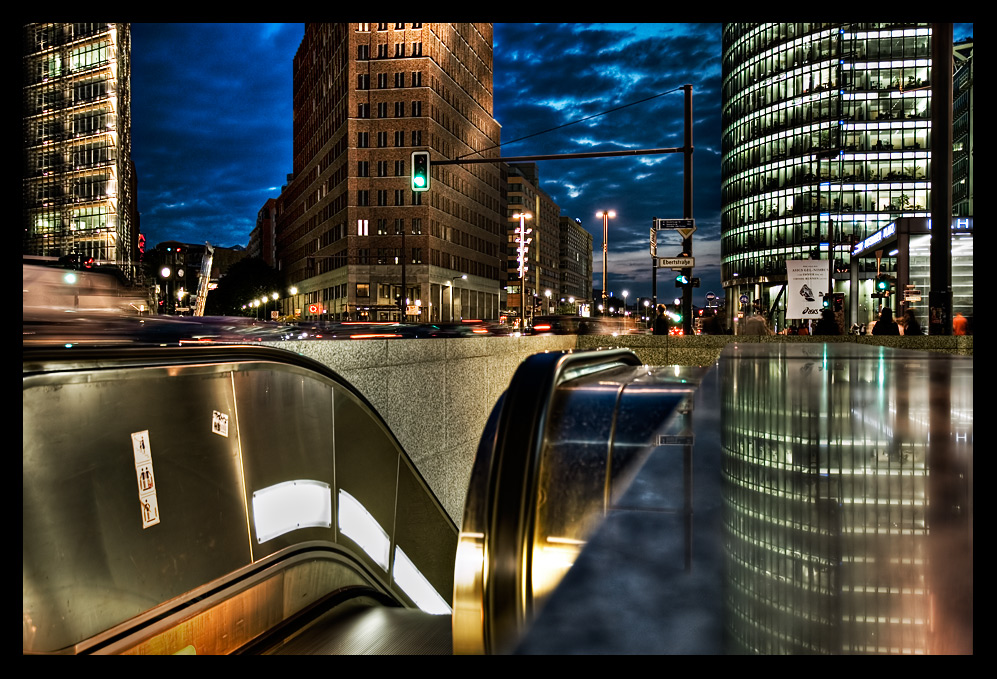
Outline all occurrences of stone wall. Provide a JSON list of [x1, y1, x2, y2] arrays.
[[269, 333, 971, 523]]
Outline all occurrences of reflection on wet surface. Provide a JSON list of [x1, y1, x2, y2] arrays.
[[721, 343, 972, 654]]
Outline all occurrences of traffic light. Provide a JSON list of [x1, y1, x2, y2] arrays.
[[872, 274, 892, 299], [675, 274, 689, 287], [411, 151, 430, 192]]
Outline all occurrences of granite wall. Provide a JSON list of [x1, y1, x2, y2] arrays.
[[269, 333, 972, 523]]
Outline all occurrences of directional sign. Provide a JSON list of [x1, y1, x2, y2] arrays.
[[654, 218, 695, 230], [657, 256, 695, 269]]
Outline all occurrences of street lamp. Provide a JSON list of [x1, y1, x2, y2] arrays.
[[513, 212, 533, 328], [545, 289, 552, 315], [448, 274, 467, 321], [596, 210, 615, 314], [622, 290, 629, 317]]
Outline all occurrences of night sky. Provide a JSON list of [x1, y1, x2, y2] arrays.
[[130, 22, 973, 306]]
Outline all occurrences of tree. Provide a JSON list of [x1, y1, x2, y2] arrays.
[[204, 257, 284, 317]]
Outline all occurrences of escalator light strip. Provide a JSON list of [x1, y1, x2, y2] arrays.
[[394, 546, 452, 615], [252, 480, 333, 544], [338, 489, 391, 571]]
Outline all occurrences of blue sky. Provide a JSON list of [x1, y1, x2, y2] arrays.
[[130, 22, 973, 305]]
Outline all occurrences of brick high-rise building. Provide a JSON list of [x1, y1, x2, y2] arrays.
[[276, 23, 503, 322]]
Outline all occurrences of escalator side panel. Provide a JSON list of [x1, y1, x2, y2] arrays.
[[23, 364, 252, 653]]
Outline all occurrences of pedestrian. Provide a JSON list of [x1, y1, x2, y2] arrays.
[[739, 311, 772, 335], [700, 308, 723, 335], [813, 308, 841, 335], [953, 312, 967, 336], [653, 304, 669, 336], [871, 307, 900, 335], [902, 309, 923, 336]]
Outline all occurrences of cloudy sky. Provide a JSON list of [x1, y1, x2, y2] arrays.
[[130, 22, 973, 306]]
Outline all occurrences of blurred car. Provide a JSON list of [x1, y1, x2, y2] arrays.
[[529, 316, 630, 336]]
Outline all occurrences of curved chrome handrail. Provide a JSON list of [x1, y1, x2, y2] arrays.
[[453, 348, 643, 654]]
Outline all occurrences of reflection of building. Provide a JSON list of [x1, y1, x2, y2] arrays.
[[721, 346, 949, 653], [274, 23, 503, 323], [150, 241, 247, 315], [720, 24, 972, 330], [22, 23, 136, 280], [249, 198, 278, 268]]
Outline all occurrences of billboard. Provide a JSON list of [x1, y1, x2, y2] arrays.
[[785, 260, 830, 320]]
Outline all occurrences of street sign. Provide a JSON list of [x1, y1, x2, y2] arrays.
[[654, 218, 695, 230], [676, 226, 696, 239], [650, 227, 657, 256], [656, 256, 695, 269]]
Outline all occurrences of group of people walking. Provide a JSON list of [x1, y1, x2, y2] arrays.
[[649, 303, 965, 336]]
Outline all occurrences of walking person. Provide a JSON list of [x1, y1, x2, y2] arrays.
[[653, 304, 669, 336], [813, 308, 841, 335], [902, 308, 923, 336], [871, 307, 900, 335]]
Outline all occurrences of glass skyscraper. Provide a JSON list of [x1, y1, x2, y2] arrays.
[[22, 23, 136, 279], [721, 24, 934, 329]]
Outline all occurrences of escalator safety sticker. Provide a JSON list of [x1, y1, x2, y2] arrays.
[[131, 430, 161, 529], [212, 410, 229, 437]]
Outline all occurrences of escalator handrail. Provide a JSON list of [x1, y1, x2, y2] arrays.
[[482, 348, 642, 654]]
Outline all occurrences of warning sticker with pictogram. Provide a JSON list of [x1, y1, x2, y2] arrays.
[[131, 430, 161, 529]]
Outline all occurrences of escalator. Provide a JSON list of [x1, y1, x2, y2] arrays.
[[23, 341, 693, 654]]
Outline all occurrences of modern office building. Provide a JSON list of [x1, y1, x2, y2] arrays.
[[720, 23, 970, 330], [558, 216, 593, 314], [275, 23, 504, 323], [503, 163, 563, 322], [952, 39, 973, 218], [22, 23, 137, 280]]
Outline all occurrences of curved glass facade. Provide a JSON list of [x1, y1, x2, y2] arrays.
[[721, 24, 932, 328]]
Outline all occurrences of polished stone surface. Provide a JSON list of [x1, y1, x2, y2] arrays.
[[517, 343, 973, 654]]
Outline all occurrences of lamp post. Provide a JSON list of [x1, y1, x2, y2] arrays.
[[622, 289, 629, 317], [596, 210, 615, 314], [449, 274, 467, 321], [545, 289, 552, 315], [513, 212, 533, 329]]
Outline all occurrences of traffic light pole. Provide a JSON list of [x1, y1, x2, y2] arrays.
[[682, 85, 694, 337]]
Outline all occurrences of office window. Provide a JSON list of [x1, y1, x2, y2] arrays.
[[412, 218, 422, 235], [358, 161, 369, 177], [357, 219, 369, 236], [357, 283, 370, 297], [395, 131, 406, 147], [358, 23, 370, 32], [411, 101, 422, 117], [357, 191, 369, 206], [395, 190, 405, 206], [412, 71, 422, 87], [377, 43, 388, 58], [377, 102, 388, 118], [358, 103, 370, 118], [357, 132, 369, 148], [411, 130, 422, 146], [377, 131, 388, 147], [395, 219, 405, 234], [377, 219, 389, 235], [377, 73, 387, 88], [395, 43, 406, 58], [412, 42, 423, 56], [357, 74, 369, 90], [377, 190, 388, 206], [358, 45, 369, 60], [395, 160, 405, 176], [411, 248, 423, 264], [395, 101, 405, 117], [377, 160, 388, 177], [395, 72, 405, 88]]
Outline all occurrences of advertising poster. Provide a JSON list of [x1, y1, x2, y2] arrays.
[[786, 260, 830, 319]]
